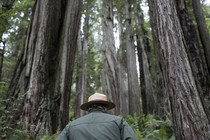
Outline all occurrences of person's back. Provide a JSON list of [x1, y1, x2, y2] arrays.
[[69, 111, 122, 140], [57, 93, 138, 140]]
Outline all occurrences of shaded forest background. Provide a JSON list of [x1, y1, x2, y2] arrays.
[[0, 0, 210, 139]]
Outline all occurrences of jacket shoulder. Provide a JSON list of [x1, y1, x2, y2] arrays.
[[70, 113, 123, 127]]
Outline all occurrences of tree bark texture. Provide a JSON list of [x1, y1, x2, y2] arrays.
[[21, 0, 64, 137], [148, 0, 210, 139], [102, 0, 121, 115], [192, 0, 210, 73], [175, 0, 210, 122], [119, 63, 129, 115], [125, 0, 141, 115], [6, 0, 82, 139], [51, 0, 82, 134], [150, 8, 170, 119]]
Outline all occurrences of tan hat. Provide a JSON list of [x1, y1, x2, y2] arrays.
[[80, 93, 115, 111]]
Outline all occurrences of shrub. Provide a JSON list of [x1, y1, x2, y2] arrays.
[[124, 114, 174, 140]]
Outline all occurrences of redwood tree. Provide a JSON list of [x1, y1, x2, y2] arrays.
[[75, 2, 91, 117], [102, 0, 121, 115], [149, 0, 210, 139], [6, 0, 82, 138], [135, 1, 155, 115], [125, 0, 141, 115], [175, 0, 210, 121]]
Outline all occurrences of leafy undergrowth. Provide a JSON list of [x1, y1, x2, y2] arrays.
[[0, 82, 32, 140], [124, 114, 175, 140], [0, 113, 174, 140]]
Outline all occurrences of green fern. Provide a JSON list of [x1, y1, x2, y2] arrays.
[[41, 134, 57, 140], [124, 114, 174, 140]]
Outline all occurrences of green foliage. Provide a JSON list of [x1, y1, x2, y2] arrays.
[[0, 82, 29, 140], [0, 7, 10, 35], [0, 125, 29, 140], [124, 114, 174, 140], [6, 0, 35, 52], [203, 4, 210, 31], [0, 81, 8, 95], [2, 56, 17, 82], [41, 134, 57, 140]]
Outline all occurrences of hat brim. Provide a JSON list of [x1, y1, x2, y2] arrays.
[[80, 100, 115, 111]]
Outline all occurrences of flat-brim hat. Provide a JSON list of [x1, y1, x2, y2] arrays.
[[80, 93, 115, 111]]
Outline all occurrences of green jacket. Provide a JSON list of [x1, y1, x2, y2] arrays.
[[57, 111, 138, 140]]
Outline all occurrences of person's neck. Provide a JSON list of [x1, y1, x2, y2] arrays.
[[88, 107, 107, 113]]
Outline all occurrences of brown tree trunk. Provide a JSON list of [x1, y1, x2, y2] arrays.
[[192, 0, 210, 73], [119, 63, 129, 115], [75, 31, 88, 118], [102, 0, 121, 115], [6, 0, 82, 139], [150, 9, 170, 119], [20, 0, 65, 137], [175, 0, 210, 122], [117, 14, 129, 115], [148, 0, 210, 139], [54, 0, 82, 133], [125, 0, 141, 115]]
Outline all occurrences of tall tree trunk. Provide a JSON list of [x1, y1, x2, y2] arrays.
[[74, 0, 93, 118], [75, 32, 88, 118], [6, 0, 82, 139], [175, 0, 210, 121], [149, 7, 170, 119], [20, 0, 65, 137], [54, 0, 82, 133], [192, 0, 210, 73], [135, 2, 155, 115], [148, 0, 210, 139], [117, 14, 129, 115], [125, 0, 141, 115], [102, 0, 121, 115]]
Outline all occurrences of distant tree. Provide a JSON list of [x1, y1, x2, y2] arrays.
[[192, 0, 210, 73], [114, 0, 130, 115], [125, 0, 141, 115], [135, 1, 155, 115], [75, 0, 93, 118], [101, 0, 121, 115]]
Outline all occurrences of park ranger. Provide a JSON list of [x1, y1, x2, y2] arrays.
[[57, 93, 138, 140]]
